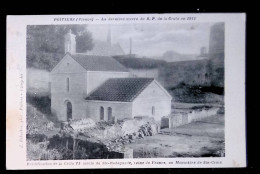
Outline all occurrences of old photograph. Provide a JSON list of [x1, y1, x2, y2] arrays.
[[26, 22, 225, 160]]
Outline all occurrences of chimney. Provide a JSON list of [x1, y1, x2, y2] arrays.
[[64, 29, 76, 54]]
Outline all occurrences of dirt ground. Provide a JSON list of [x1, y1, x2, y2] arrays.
[[124, 114, 225, 158]]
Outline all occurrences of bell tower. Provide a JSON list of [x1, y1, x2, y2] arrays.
[[64, 29, 76, 54]]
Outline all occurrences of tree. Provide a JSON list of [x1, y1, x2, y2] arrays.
[[27, 25, 94, 71], [76, 31, 94, 53]]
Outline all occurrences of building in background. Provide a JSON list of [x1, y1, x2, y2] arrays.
[[209, 22, 225, 59], [207, 22, 225, 87]]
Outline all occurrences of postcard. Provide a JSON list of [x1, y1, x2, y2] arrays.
[[6, 13, 246, 169]]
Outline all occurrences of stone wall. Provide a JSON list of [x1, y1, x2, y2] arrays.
[[164, 107, 219, 128], [129, 68, 159, 80]]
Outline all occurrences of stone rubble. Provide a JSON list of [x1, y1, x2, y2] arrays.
[[106, 121, 160, 153], [59, 118, 160, 154]]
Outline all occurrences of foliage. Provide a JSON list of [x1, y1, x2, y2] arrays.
[[26, 94, 58, 134], [76, 31, 94, 53], [47, 134, 123, 159], [26, 103, 51, 134], [169, 83, 224, 104], [27, 93, 51, 115], [27, 139, 63, 160], [27, 25, 94, 71]]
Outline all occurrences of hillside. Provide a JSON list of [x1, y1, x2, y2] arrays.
[[160, 59, 210, 88], [26, 103, 53, 135], [113, 56, 223, 88], [159, 58, 224, 103], [113, 57, 224, 103]]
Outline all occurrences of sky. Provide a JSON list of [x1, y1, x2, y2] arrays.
[[87, 23, 214, 58]]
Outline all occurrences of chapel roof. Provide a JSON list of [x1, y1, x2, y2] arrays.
[[69, 53, 129, 72], [85, 78, 154, 102]]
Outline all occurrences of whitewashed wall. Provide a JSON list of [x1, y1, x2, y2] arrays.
[[132, 81, 172, 122], [50, 55, 88, 121], [86, 101, 132, 122]]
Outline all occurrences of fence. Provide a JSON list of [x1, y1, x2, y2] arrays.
[[162, 107, 219, 129]]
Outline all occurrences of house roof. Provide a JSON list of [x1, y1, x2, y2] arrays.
[[70, 53, 129, 72], [86, 78, 154, 102]]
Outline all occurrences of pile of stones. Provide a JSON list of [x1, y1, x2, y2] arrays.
[[106, 122, 159, 152]]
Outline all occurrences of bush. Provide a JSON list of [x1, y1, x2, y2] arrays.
[[191, 105, 213, 110], [168, 84, 224, 103], [27, 134, 48, 143], [27, 139, 62, 160]]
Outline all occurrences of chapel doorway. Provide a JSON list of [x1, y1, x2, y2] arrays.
[[66, 101, 72, 121]]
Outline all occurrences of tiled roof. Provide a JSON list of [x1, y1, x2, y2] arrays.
[[70, 53, 128, 72], [86, 78, 154, 102]]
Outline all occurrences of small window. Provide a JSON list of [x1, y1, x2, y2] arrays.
[[100, 106, 104, 120], [152, 106, 155, 115], [66, 78, 69, 92]]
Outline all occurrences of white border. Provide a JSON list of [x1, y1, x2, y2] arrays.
[[6, 13, 246, 169]]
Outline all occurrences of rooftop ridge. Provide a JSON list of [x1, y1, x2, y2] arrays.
[[67, 53, 129, 72]]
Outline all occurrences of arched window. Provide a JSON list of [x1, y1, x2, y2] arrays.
[[66, 101, 72, 121], [100, 106, 104, 120], [66, 78, 69, 92], [108, 107, 112, 121], [152, 106, 155, 115]]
